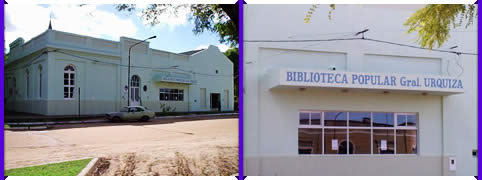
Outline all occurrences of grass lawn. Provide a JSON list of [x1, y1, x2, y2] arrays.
[[4, 124, 9, 128], [5, 158, 92, 176]]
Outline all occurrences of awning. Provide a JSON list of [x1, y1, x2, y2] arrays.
[[152, 72, 196, 84], [265, 68, 464, 95]]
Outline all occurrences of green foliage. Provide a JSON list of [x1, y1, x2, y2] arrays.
[[304, 4, 335, 23], [115, 4, 238, 47], [304, 4, 477, 49], [224, 48, 239, 111], [5, 158, 92, 176], [404, 4, 477, 49], [160, 103, 176, 113]]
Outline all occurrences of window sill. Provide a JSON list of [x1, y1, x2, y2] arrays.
[[298, 154, 419, 157]]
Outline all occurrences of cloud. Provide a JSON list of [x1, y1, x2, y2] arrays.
[[137, 5, 190, 31], [5, 4, 138, 51], [195, 44, 232, 52]]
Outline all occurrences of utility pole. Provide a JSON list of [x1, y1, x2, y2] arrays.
[[127, 35, 156, 106]]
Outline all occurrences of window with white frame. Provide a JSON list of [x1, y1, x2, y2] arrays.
[[298, 111, 417, 155], [159, 88, 184, 101], [64, 65, 75, 99]]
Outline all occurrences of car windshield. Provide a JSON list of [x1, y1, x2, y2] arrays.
[[120, 107, 128, 112]]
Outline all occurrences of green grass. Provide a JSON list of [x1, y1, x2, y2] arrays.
[[5, 158, 92, 176], [4, 124, 9, 128]]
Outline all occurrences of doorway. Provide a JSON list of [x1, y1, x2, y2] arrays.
[[210, 93, 221, 111], [130, 75, 141, 106]]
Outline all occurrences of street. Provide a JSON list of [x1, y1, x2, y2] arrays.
[[5, 117, 238, 175]]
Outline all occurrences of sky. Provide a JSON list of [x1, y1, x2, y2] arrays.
[[4, 4, 232, 53]]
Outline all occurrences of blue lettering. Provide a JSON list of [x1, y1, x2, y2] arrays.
[[287, 72, 293, 81], [342, 74, 348, 84], [313, 73, 320, 82], [297, 72, 303, 82], [352, 74, 358, 84], [457, 80, 463, 89], [391, 76, 396, 86], [327, 73, 334, 83]]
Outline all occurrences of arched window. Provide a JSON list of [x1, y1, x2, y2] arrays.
[[130, 75, 140, 102], [26, 69, 30, 99], [64, 65, 75, 99], [39, 65, 42, 98]]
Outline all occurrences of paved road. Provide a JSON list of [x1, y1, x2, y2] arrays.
[[5, 117, 238, 175]]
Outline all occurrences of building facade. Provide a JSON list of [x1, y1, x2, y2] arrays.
[[244, 5, 477, 175], [5, 29, 234, 115]]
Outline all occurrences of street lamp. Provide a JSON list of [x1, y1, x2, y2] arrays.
[[127, 35, 156, 106]]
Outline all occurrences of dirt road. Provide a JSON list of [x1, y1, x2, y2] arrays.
[[5, 117, 238, 175]]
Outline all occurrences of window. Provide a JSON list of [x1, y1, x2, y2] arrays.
[[298, 111, 417, 155], [26, 69, 30, 98], [64, 65, 75, 99], [159, 88, 184, 101]]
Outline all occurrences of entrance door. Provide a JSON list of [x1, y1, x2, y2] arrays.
[[130, 75, 141, 106], [210, 93, 221, 111]]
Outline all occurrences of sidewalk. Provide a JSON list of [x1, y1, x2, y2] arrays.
[[5, 111, 104, 122], [5, 112, 239, 128]]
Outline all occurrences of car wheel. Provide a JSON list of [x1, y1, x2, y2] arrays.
[[112, 117, 121, 122], [140, 116, 149, 122]]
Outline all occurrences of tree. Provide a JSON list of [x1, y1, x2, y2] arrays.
[[224, 48, 239, 112], [115, 4, 239, 47], [304, 4, 477, 49], [404, 5, 477, 49]]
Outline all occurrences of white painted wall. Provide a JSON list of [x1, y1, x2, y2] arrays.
[[5, 30, 234, 115], [244, 4, 477, 175]]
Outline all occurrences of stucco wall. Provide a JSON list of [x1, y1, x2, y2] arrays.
[[5, 30, 234, 116], [244, 4, 477, 175]]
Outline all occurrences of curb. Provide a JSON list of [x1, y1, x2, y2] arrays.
[[77, 158, 99, 176], [6, 113, 239, 127]]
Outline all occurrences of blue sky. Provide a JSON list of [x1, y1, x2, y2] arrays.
[[5, 4, 232, 53]]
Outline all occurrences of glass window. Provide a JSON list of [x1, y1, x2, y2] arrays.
[[349, 129, 371, 154], [159, 88, 185, 101], [324, 129, 347, 154], [311, 113, 321, 125], [373, 112, 394, 127], [136, 107, 144, 112], [298, 128, 322, 154], [324, 112, 347, 126], [373, 129, 395, 154], [63, 65, 75, 99], [349, 112, 371, 127], [396, 130, 417, 154], [397, 114, 407, 126], [299, 111, 417, 155], [406, 114, 417, 127], [299, 112, 309, 125]]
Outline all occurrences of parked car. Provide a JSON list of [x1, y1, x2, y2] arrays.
[[105, 106, 155, 122]]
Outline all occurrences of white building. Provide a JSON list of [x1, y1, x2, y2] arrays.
[[5, 26, 234, 115], [244, 5, 477, 175]]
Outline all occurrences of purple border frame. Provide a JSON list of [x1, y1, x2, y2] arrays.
[[2, 2, 478, 178], [477, 2, 481, 178], [2, 1, 5, 178], [238, 0, 244, 178]]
